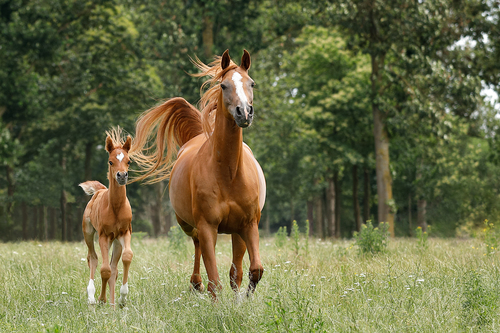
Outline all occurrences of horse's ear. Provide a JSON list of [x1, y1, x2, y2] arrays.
[[123, 135, 132, 152], [105, 136, 114, 153], [221, 49, 230, 70], [240, 49, 251, 71]]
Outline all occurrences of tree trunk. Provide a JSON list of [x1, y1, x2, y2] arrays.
[[49, 207, 56, 240], [84, 141, 93, 181], [22, 202, 28, 240], [334, 171, 341, 239], [42, 206, 48, 241], [314, 194, 323, 239], [33, 206, 39, 240], [60, 190, 67, 241], [67, 204, 73, 241], [326, 177, 336, 238], [353, 165, 362, 232], [202, 14, 214, 60], [6, 165, 15, 216], [417, 199, 427, 232], [151, 182, 164, 237], [371, 53, 395, 237], [408, 194, 412, 237], [363, 167, 370, 223]]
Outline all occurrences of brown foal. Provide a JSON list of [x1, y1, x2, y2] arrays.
[[80, 128, 133, 307]]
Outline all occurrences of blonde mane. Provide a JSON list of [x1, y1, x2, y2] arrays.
[[190, 55, 239, 135], [105, 126, 127, 148]]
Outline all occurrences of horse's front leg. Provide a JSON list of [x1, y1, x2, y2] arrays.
[[108, 239, 122, 307], [230, 233, 247, 292], [98, 235, 112, 303], [118, 231, 133, 307], [241, 223, 264, 296], [198, 221, 221, 298]]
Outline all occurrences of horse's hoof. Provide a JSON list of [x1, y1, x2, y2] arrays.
[[190, 282, 205, 293], [88, 298, 96, 305]]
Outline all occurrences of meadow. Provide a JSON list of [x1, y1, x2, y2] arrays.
[[1, 232, 499, 332]]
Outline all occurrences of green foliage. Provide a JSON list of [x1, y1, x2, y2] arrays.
[[167, 225, 187, 254], [461, 270, 499, 329], [291, 220, 300, 255], [275, 226, 288, 248], [482, 219, 499, 254], [305, 219, 310, 256], [416, 225, 431, 251], [353, 221, 390, 254]]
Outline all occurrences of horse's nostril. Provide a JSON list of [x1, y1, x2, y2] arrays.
[[124, 172, 128, 177], [235, 106, 242, 116], [248, 105, 254, 115]]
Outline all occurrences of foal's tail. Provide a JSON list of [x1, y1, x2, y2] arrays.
[[79, 181, 107, 196], [129, 97, 203, 184]]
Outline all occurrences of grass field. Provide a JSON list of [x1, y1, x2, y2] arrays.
[[1, 234, 499, 332]]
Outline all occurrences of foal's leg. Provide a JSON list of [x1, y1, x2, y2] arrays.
[[118, 231, 133, 307], [108, 239, 122, 307], [98, 235, 112, 303], [198, 221, 221, 298], [230, 233, 247, 292], [177, 216, 204, 292], [83, 217, 98, 304], [241, 224, 264, 296]]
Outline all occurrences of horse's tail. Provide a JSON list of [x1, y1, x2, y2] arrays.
[[79, 181, 107, 196], [129, 97, 203, 184]]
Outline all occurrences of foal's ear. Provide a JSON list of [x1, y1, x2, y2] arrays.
[[122, 135, 132, 152], [240, 49, 251, 71], [221, 49, 231, 70], [105, 136, 114, 153]]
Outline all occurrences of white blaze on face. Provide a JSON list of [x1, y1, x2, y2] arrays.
[[116, 152, 124, 162], [232, 72, 248, 116]]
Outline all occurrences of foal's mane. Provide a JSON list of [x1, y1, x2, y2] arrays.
[[191, 55, 238, 135], [105, 126, 127, 149]]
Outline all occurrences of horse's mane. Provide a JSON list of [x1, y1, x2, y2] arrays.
[[190, 55, 239, 135], [105, 126, 127, 148]]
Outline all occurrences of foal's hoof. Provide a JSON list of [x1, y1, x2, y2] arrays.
[[190, 282, 205, 293], [88, 297, 96, 305]]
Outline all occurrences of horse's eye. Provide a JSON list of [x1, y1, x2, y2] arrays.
[[127, 161, 131, 165], [251, 82, 255, 88], [221, 83, 227, 90], [109, 161, 113, 166]]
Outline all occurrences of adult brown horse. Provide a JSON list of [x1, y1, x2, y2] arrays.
[[80, 127, 133, 307], [131, 50, 266, 299]]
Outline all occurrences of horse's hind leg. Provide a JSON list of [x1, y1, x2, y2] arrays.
[[108, 239, 122, 307], [241, 223, 264, 296], [176, 215, 204, 292], [83, 216, 98, 304], [230, 233, 246, 292], [118, 231, 133, 307]]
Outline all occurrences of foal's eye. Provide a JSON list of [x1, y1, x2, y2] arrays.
[[109, 161, 113, 166], [220, 83, 227, 90], [127, 161, 131, 165], [251, 82, 255, 88]]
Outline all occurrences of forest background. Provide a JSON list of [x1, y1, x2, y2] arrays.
[[1, 0, 500, 242]]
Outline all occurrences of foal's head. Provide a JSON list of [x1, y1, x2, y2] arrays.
[[219, 50, 255, 128], [105, 135, 132, 186]]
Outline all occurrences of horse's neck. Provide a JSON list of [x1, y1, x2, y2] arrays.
[[211, 104, 243, 180], [108, 174, 127, 212]]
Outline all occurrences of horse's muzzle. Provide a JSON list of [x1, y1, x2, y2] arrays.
[[116, 172, 128, 185]]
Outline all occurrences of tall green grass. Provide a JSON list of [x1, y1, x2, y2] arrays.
[[1, 236, 499, 332]]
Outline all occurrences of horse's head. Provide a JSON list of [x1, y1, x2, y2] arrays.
[[219, 50, 255, 128], [105, 135, 132, 186]]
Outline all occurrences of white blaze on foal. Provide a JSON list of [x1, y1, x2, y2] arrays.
[[232, 72, 248, 116], [116, 152, 125, 162]]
